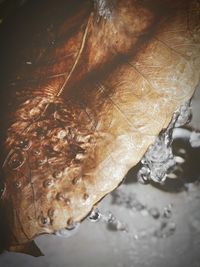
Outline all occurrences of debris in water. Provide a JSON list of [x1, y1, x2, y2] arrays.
[[154, 221, 176, 238]]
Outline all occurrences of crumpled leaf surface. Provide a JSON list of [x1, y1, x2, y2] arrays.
[[0, 0, 199, 256]]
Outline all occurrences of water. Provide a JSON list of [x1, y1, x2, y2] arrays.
[[87, 185, 180, 267], [111, 187, 173, 222], [55, 223, 80, 237], [94, 0, 113, 21], [137, 101, 197, 184], [88, 208, 101, 222], [89, 208, 128, 232], [111, 189, 146, 211], [88, 185, 178, 243], [148, 207, 160, 219], [154, 221, 176, 238]]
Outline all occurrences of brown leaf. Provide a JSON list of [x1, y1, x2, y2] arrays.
[[0, 0, 199, 256]]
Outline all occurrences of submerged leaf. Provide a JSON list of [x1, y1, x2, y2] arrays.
[[0, 0, 199, 256]]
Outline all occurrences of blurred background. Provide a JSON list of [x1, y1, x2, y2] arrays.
[[0, 1, 200, 266]]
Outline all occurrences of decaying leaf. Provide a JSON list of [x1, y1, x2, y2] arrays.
[[0, 0, 200, 256]]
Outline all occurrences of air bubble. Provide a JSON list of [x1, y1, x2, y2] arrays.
[[53, 170, 63, 179], [32, 149, 41, 156], [69, 144, 85, 157], [18, 139, 31, 150], [43, 179, 54, 188], [38, 215, 50, 226], [168, 222, 176, 232], [37, 157, 47, 166], [83, 193, 89, 200], [65, 198, 71, 205], [174, 156, 185, 164], [178, 148, 186, 155], [8, 151, 25, 170], [48, 208, 55, 218], [36, 127, 47, 139], [57, 130, 67, 139], [104, 212, 128, 232], [137, 167, 150, 184], [56, 193, 70, 205], [55, 223, 80, 237], [29, 107, 41, 118], [111, 188, 146, 211], [149, 207, 160, 219], [75, 153, 85, 161], [154, 221, 176, 238], [67, 218, 74, 228], [14, 181, 22, 189], [56, 192, 65, 201], [45, 146, 58, 157], [89, 208, 128, 232], [89, 209, 101, 222], [162, 204, 173, 219], [54, 109, 71, 122], [72, 176, 81, 185]]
